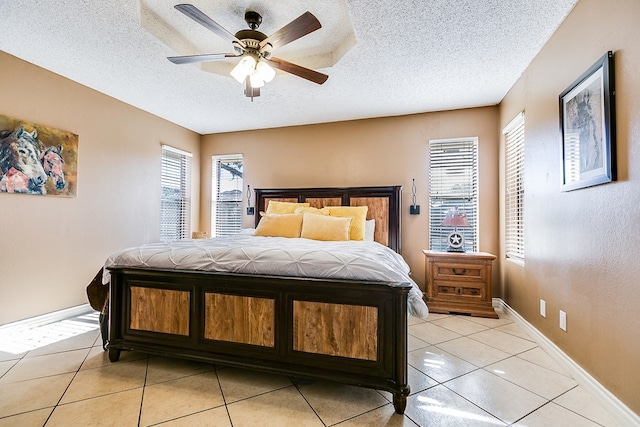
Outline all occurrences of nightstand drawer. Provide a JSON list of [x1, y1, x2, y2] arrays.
[[434, 282, 484, 301], [433, 262, 486, 281]]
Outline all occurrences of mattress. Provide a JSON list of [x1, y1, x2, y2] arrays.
[[103, 233, 428, 318]]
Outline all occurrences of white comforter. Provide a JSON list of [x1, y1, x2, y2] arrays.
[[103, 233, 428, 319]]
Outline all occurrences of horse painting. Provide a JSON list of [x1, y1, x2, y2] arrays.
[[40, 145, 65, 191], [0, 126, 47, 194]]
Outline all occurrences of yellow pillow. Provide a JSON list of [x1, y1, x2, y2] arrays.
[[254, 214, 303, 238], [294, 206, 330, 215], [266, 201, 310, 214], [301, 213, 352, 241], [326, 206, 368, 241]]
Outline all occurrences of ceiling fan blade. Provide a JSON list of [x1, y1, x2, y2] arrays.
[[168, 53, 239, 65], [259, 11, 321, 51], [175, 4, 245, 47], [266, 57, 328, 85]]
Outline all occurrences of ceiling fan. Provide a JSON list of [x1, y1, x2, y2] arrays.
[[168, 4, 329, 98]]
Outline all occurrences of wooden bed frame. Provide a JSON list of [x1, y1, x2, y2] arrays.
[[107, 185, 412, 413]]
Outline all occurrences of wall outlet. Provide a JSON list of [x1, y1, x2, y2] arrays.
[[559, 310, 567, 331], [540, 299, 546, 317]]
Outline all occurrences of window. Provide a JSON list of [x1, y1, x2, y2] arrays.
[[429, 138, 479, 252], [504, 112, 525, 260], [160, 145, 192, 242], [211, 155, 243, 237]]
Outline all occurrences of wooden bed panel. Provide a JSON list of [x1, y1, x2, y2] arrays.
[[129, 287, 190, 336], [304, 197, 341, 208], [351, 196, 389, 246], [292, 301, 378, 361], [203, 293, 275, 347], [263, 197, 297, 212]]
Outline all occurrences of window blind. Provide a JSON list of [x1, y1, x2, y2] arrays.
[[211, 155, 243, 237], [429, 138, 478, 252], [160, 145, 192, 242], [504, 113, 525, 260]]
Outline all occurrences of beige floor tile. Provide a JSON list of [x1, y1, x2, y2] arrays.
[[407, 333, 429, 352], [297, 380, 389, 425], [465, 315, 513, 328], [517, 347, 571, 377], [404, 384, 506, 426], [0, 407, 52, 427], [25, 329, 100, 357], [216, 367, 292, 404], [513, 402, 600, 426], [0, 360, 16, 378], [227, 386, 323, 427], [379, 364, 438, 404], [408, 315, 426, 326], [409, 322, 461, 345], [0, 350, 26, 363], [486, 356, 577, 400], [432, 316, 490, 335], [437, 337, 511, 367], [81, 347, 148, 370], [334, 403, 419, 426], [553, 386, 624, 426], [423, 313, 452, 322], [408, 346, 476, 383], [445, 369, 547, 424], [0, 372, 73, 417], [47, 387, 143, 427], [494, 321, 536, 341], [145, 356, 216, 385], [154, 406, 231, 426], [0, 348, 88, 383], [60, 358, 148, 404], [139, 371, 224, 426], [468, 329, 538, 355]]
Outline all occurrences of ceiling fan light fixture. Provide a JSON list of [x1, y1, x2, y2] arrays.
[[256, 61, 276, 83], [230, 55, 257, 84], [249, 71, 265, 88]]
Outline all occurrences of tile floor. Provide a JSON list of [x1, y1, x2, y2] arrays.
[[0, 308, 625, 426]]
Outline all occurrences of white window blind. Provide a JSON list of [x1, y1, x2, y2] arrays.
[[160, 145, 192, 242], [211, 155, 243, 237], [504, 113, 525, 260], [429, 138, 479, 252]]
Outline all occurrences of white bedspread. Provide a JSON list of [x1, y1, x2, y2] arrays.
[[103, 234, 428, 319]]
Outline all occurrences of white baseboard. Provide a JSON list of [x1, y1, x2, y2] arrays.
[[0, 303, 95, 332], [494, 298, 640, 427]]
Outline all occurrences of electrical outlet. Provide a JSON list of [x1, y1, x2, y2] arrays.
[[559, 310, 567, 331], [540, 299, 546, 317]]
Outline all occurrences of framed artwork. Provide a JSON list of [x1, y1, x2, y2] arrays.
[[0, 114, 78, 197], [559, 51, 616, 191]]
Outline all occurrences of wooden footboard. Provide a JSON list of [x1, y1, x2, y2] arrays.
[[107, 267, 411, 414]]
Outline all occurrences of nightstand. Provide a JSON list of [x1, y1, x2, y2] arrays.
[[423, 250, 498, 318]]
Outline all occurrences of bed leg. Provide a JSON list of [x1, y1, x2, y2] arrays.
[[108, 348, 121, 362], [393, 386, 409, 414]]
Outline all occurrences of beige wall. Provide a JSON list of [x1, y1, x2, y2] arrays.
[[0, 52, 201, 325], [200, 107, 500, 291], [499, 0, 640, 414]]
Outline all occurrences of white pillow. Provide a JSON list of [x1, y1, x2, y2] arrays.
[[365, 219, 375, 241]]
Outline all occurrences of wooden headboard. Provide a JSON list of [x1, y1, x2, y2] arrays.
[[254, 186, 402, 253]]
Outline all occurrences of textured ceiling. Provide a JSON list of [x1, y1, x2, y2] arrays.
[[0, 0, 578, 135]]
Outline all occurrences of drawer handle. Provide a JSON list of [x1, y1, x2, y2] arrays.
[[470, 289, 479, 295], [452, 268, 467, 275]]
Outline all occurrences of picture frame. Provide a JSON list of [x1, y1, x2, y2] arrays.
[[559, 51, 616, 191]]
